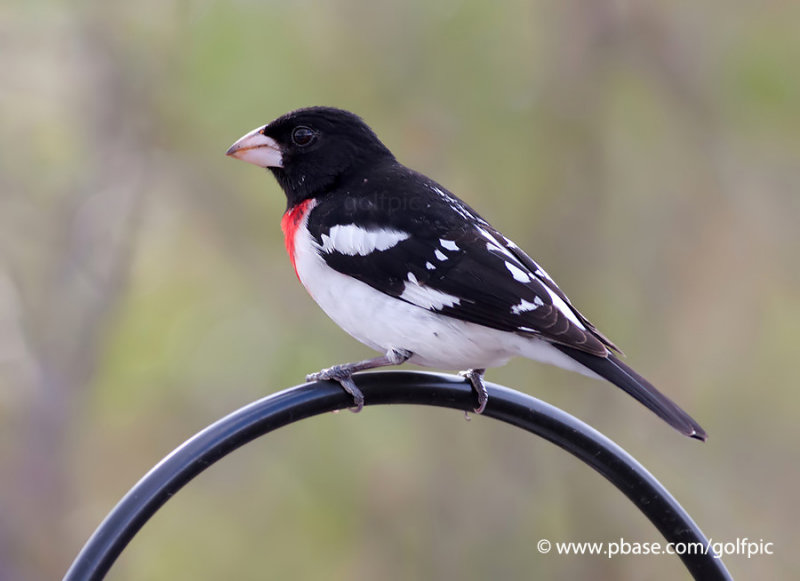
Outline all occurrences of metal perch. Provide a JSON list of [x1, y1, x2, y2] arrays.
[[64, 371, 731, 580]]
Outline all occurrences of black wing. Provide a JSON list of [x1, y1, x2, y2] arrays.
[[308, 168, 614, 357]]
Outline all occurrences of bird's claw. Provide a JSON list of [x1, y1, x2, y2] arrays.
[[460, 369, 488, 414], [307, 366, 365, 413]]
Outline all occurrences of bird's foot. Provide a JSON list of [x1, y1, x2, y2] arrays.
[[307, 365, 365, 413], [460, 368, 488, 414], [306, 349, 413, 413]]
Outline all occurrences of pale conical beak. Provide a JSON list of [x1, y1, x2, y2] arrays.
[[226, 126, 283, 168]]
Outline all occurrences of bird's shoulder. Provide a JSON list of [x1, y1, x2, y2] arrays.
[[307, 161, 483, 234]]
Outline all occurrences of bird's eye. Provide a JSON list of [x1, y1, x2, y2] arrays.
[[291, 126, 317, 147]]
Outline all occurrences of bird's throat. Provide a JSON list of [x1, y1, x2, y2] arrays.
[[280, 198, 315, 278]]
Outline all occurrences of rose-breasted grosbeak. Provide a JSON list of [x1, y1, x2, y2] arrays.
[[226, 106, 706, 440]]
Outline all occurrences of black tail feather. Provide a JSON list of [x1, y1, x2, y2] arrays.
[[555, 346, 707, 441]]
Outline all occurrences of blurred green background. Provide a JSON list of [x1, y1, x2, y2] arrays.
[[2, 0, 799, 579]]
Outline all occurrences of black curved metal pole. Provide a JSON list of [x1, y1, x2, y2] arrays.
[[64, 371, 731, 581]]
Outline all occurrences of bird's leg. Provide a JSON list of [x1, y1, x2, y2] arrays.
[[307, 348, 412, 412], [460, 368, 488, 414]]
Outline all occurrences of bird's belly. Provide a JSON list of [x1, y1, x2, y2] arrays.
[[310, 278, 518, 370]]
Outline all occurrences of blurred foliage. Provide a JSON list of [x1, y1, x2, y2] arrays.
[[1, 0, 799, 579]]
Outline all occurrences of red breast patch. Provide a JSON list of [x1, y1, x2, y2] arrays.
[[280, 198, 314, 278]]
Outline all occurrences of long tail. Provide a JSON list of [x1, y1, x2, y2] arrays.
[[554, 346, 707, 441]]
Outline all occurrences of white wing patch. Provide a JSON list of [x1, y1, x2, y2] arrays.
[[430, 185, 487, 224], [486, 241, 507, 255], [434, 249, 448, 261], [477, 226, 517, 260], [511, 296, 544, 314], [401, 272, 461, 311], [320, 224, 409, 256], [439, 239, 459, 251], [505, 261, 531, 283], [544, 286, 586, 330], [535, 266, 554, 283]]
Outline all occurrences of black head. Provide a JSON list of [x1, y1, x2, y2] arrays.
[[227, 107, 395, 207]]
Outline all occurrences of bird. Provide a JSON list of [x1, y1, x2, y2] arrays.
[[226, 106, 706, 441]]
